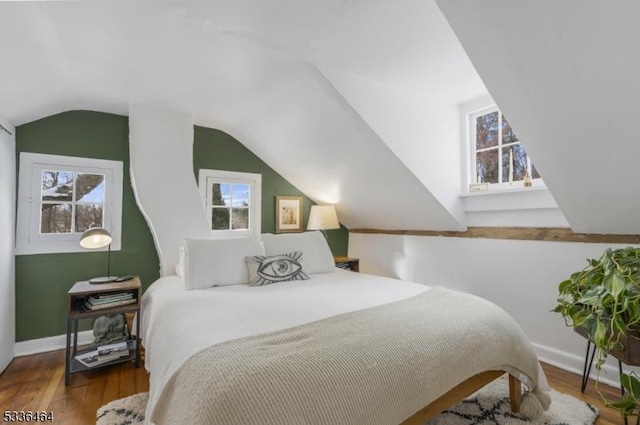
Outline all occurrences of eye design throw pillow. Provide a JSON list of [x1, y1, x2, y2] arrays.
[[246, 251, 310, 286]]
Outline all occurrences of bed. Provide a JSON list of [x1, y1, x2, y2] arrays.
[[141, 232, 549, 425]]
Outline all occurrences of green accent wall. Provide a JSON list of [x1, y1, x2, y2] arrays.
[[14, 112, 349, 342], [193, 126, 349, 256], [15, 111, 160, 341]]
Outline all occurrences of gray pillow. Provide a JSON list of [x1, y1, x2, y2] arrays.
[[245, 251, 310, 286]]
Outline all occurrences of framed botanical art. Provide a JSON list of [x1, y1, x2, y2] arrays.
[[275, 196, 303, 233]]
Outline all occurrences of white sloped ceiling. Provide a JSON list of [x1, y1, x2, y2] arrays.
[[307, 0, 488, 226], [436, 0, 640, 234], [0, 0, 492, 231]]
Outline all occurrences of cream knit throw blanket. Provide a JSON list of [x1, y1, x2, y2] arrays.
[[150, 287, 547, 425]]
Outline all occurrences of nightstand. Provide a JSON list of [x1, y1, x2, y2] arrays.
[[334, 256, 360, 272], [65, 277, 141, 385]]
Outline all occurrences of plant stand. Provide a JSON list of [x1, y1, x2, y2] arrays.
[[575, 325, 640, 425], [580, 339, 625, 393], [581, 339, 629, 425]]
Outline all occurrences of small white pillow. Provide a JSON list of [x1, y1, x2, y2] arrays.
[[184, 237, 264, 289], [175, 247, 185, 280], [261, 231, 335, 274]]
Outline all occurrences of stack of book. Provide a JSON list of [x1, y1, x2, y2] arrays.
[[335, 261, 351, 270], [75, 341, 129, 368], [83, 291, 136, 311]]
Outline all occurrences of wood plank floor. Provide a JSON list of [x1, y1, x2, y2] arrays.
[[0, 350, 629, 424], [0, 349, 148, 424]]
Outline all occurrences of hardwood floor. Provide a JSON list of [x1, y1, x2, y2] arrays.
[[0, 350, 629, 424], [540, 362, 626, 425], [0, 349, 148, 424]]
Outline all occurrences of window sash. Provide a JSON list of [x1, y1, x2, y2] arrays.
[[30, 163, 113, 242], [470, 107, 537, 187], [198, 169, 261, 238], [16, 152, 123, 255]]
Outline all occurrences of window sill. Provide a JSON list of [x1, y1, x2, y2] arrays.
[[460, 184, 548, 198], [460, 185, 568, 227], [460, 184, 558, 212], [15, 240, 122, 256]]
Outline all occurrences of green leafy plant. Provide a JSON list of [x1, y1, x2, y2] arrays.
[[553, 246, 640, 421]]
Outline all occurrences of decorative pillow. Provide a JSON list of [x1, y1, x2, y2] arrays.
[[183, 237, 265, 289], [245, 251, 310, 286], [261, 231, 335, 274]]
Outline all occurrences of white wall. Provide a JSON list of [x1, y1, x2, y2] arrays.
[[129, 105, 210, 276], [319, 68, 467, 226], [232, 67, 465, 231], [462, 189, 570, 228], [436, 0, 640, 235], [0, 118, 16, 373], [350, 233, 637, 387]]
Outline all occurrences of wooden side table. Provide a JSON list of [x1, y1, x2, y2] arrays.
[[334, 256, 360, 272], [65, 277, 141, 385]]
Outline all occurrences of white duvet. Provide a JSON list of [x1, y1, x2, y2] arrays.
[[141, 269, 430, 423]]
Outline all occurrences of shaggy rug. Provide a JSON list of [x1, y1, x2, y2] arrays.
[[425, 377, 598, 425], [96, 392, 146, 425], [96, 378, 598, 425]]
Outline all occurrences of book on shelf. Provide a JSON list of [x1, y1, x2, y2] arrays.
[[83, 297, 136, 311], [87, 292, 134, 305], [75, 343, 129, 368], [97, 341, 129, 360]]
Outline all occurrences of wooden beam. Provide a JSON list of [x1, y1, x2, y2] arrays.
[[350, 227, 640, 244]]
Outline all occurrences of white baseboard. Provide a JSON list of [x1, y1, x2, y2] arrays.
[[532, 341, 635, 389], [14, 330, 94, 357]]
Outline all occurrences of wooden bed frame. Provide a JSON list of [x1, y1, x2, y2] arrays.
[[401, 371, 522, 424]]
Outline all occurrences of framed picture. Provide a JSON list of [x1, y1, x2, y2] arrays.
[[276, 196, 303, 233]]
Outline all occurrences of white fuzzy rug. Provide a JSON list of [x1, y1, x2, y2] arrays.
[[96, 392, 146, 425], [425, 377, 598, 425], [96, 378, 598, 425]]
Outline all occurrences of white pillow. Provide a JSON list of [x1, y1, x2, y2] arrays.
[[261, 231, 335, 274], [175, 247, 185, 280], [184, 237, 264, 289]]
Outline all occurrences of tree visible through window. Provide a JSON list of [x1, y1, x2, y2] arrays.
[[473, 108, 540, 185], [16, 152, 123, 255], [40, 170, 105, 234], [198, 169, 262, 238], [210, 182, 250, 231]]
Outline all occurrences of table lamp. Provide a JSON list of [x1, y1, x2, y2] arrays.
[[307, 205, 340, 239], [80, 227, 117, 284]]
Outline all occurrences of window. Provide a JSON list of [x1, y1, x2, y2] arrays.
[[198, 169, 261, 238], [16, 153, 123, 255], [469, 106, 541, 190]]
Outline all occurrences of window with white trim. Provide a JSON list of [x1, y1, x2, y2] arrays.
[[469, 106, 542, 190], [198, 169, 262, 237], [16, 153, 123, 255]]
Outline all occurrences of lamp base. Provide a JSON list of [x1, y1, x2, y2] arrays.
[[89, 276, 118, 284]]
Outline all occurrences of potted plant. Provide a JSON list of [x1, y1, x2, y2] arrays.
[[553, 246, 640, 421]]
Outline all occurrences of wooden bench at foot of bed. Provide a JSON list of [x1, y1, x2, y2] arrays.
[[401, 371, 521, 425]]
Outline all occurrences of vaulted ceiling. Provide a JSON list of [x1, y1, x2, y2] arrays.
[[1, 0, 635, 233]]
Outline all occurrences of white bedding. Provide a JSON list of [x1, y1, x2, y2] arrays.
[[141, 269, 430, 422]]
